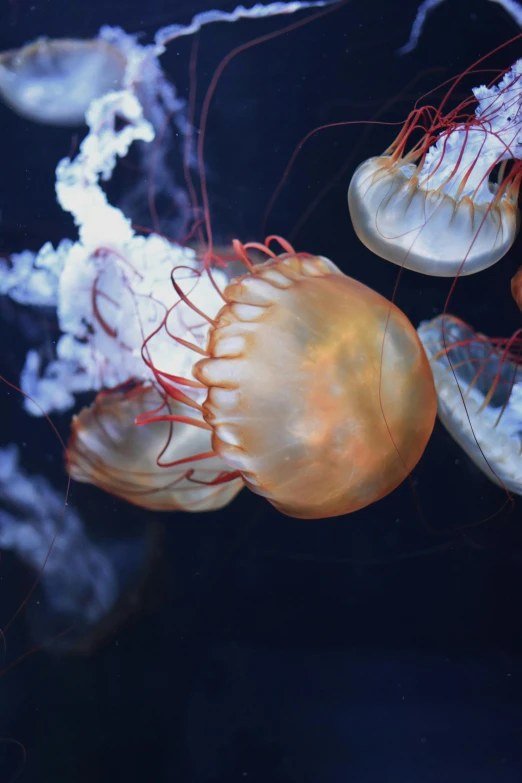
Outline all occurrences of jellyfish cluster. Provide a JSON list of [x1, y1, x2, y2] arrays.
[[0, 0, 522, 648], [348, 0, 522, 502]]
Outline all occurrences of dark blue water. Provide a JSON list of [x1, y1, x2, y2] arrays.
[[1, 0, 522, 781]]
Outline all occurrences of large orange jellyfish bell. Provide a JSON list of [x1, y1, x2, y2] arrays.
[[181, 240, 437, 518], [348, 59, 522, 276]]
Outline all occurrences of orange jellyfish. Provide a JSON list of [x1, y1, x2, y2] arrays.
[[72, 237, 438, 520], [348, 56, 522, 276]]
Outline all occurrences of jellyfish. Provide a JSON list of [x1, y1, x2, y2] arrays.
[[418, 314, 522, 494], [348, 55, 522, 277], [0, 36, 126, 125], [68, 239, 437, 520], [67, 382, 245, 512]]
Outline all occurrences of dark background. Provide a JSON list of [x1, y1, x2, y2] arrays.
[[2, 0, 522, 781]]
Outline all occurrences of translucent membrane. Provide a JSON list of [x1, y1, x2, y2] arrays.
[[193, 254, 437, 519], [0, 38, 126, 125], [67, 384, 244, 512], [418, 314, 522, 494], [348, 155, 519, 277]]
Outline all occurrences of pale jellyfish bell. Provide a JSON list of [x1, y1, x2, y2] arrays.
[[348, 58, 522, 277], [0, 23, 184, 128], [0, 37, 126, 125], [418, 314, 522, 495], [68, 238, 437, 520], [67, 383, 245, 512]]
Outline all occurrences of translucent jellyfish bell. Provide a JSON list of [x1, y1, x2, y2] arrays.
[[418, 314, 522, 494], [0, 38, 126, 125], [180, 246, 437, 519], [67, 384, 245, 512], [348, 60, 522, 276]]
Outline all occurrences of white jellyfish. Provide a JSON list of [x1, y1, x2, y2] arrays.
[[348, 57, 522, 277], [418, 314, 522, 494], [0, 37, 126, 125]]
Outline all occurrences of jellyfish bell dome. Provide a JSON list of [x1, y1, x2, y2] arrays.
[[192, 251, 437, 519], [0, 37, 126, 125], [418, 314, 522, 494], [67, 383, 244, 512], [348, 58, 522, 277], [348, 154, 519, 277]]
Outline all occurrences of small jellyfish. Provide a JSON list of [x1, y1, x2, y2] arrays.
[[105, 239, 436, 520], [348, 58, 522, 276], [0, 37, 126, 125], [67, 383, 245, 512], [418, 314, 522, 494]]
